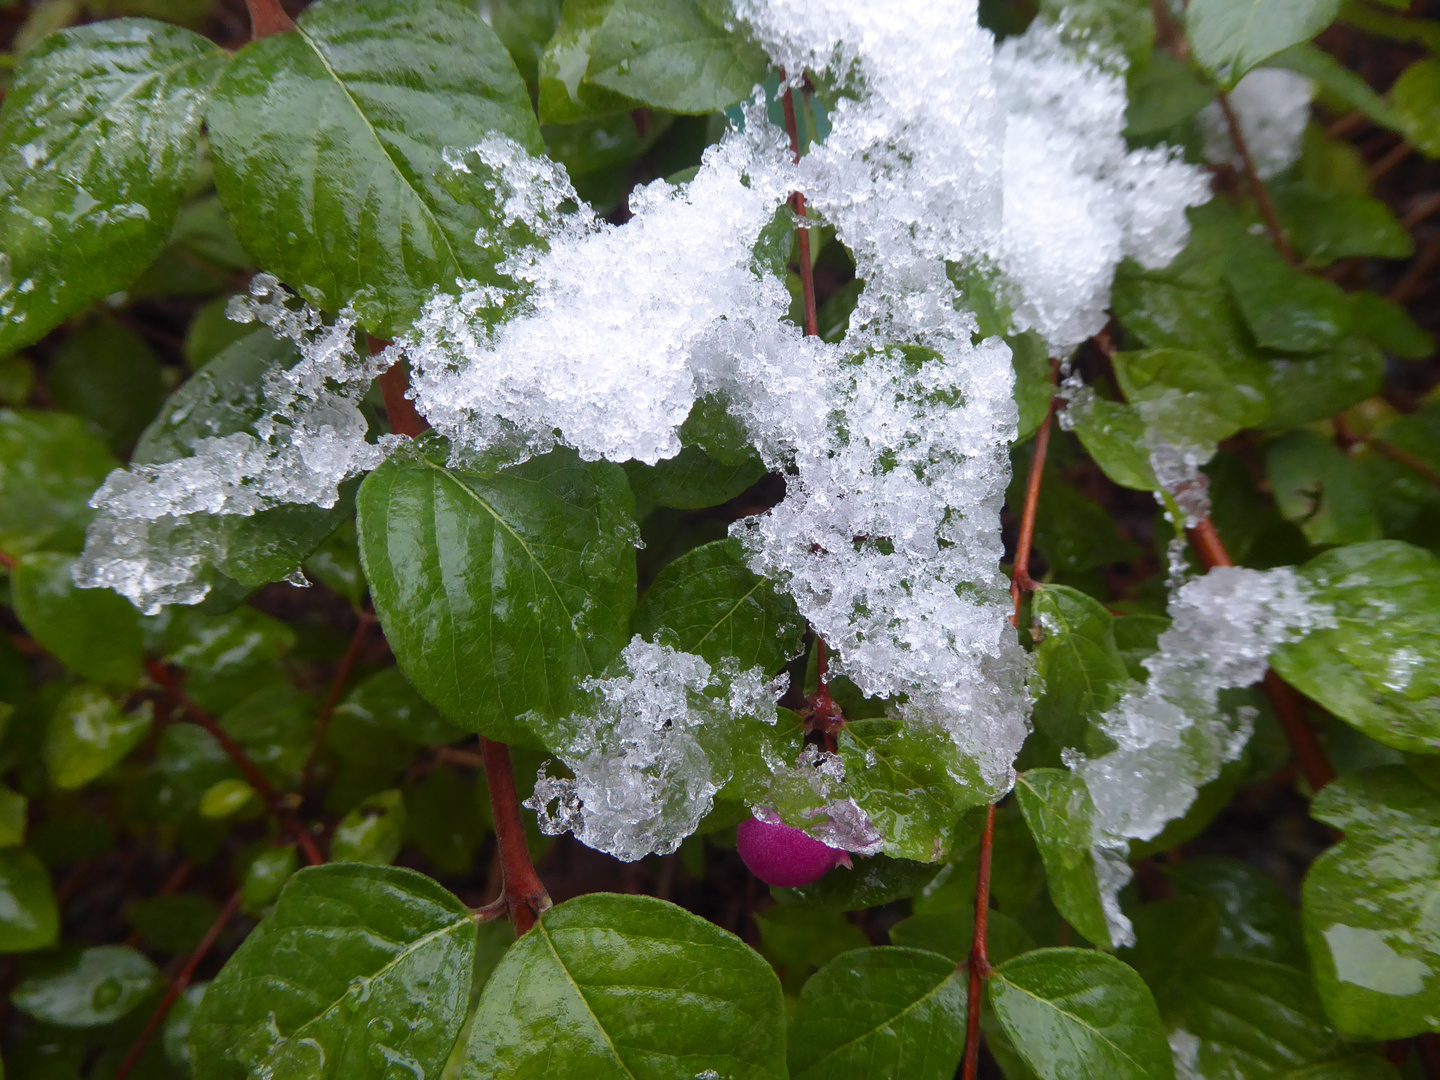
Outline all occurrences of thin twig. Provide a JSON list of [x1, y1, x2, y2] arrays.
[[1010, 365, 1059, 614], [1390, 234, 1440, 304], [299, 610, 375, 794], [1364, 437, 1440, 490], [1370, 139, 1413, 184], [113, 889, 242, 1080], [479, 738, 551, 934], [961, 803, 997, 1080], [244, 0, 294, 36], [1183, 523, 1336, 791], [780, 76, 820, 338], [1402, 192, 1440, 231], [147, 661, 324, 865], [1216, 91, 1295, 263]]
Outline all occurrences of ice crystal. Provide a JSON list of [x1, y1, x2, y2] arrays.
[[73, 275, 394, 612], [753, 744, 885, 856], [1200, 67, 1313, 181], [525, 638, 784, 861], [1068, 566, 1336, 945]]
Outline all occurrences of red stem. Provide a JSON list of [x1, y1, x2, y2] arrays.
[[147, 661, 324, 865], [1216, 91, 1295, 264], [113, 889, 242, 1080], [480, 738, 551, 934], [244, 0, 295, 37], [300, 610, 374, 794], [961, 803, 997, 1080], [1183, 522, 1336, 791], [371, 338, 428, 439], [780, 78, 820, 338], [1010, 368, 1058, 617]]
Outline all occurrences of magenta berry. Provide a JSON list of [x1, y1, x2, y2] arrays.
[[737, 817, 849, 888]]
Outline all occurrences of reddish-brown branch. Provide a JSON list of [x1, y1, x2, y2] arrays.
[[1370, 139, 1413, 184], [961, 803, 997, 1080], [1364, 437, 1440, 491], [1010, 378, 1057, 617], [114, 888, 242, 1080], [480, 738, 551, 934], [1216, 92, 1295, 264], [780, 78, 820, 338], [148, 661, 324, 865], [300, 610, 374, 794], [1184, 523, 1336, 791], [244, 0, 295, 37], [0, 549, 15, 571], [1390, 234, 1440, 304], [370, 337, 428, 439]]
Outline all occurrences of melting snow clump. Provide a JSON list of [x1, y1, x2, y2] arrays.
[[1067, 566, 1336, 945], [1200, 67, 1313, 180]]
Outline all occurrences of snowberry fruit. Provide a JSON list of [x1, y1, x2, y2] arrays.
[[737, 817, 851, 888]]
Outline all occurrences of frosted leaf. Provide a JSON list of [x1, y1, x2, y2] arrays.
[[1068, 566, 1337, 945], [524, 638, 783, 861], [753, 744, 884, 856], [1200, 68, 1313, 181], [73, 275, 395, 613]]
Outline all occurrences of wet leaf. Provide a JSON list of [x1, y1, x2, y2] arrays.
[[464, 892, 785, 1079], [11, 553, 145, 687], [1029, 586, 1131, 755], [1187, 0, 1341, 88], [0, 410, 118, 556], [45, 685, 152, 790], [13, 945, 159, 1027], [0, 848, 59, 953], [189, 863, 477, 1080], [788, 947, 967, 1080], [330, 788, 406, 866], [1015, 769, 1115, 950]]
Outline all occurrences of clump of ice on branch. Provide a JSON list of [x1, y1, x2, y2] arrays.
[[1068, 566, 1336, 945], [525, 638, 784, 861], [1200, 67, 1313, 180], [72, 275, 393, 613]]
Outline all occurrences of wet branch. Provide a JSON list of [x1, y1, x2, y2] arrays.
[[480, 738, 552, 934], [244, 0, 295, 38]]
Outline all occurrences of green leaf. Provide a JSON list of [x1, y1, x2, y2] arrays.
[[0, 409, 118, 556], [1113, 348, 1266, 447], [538, 0, 767, 122], [0, 19, 225, 355], [489, 0, 564, 85], [160, 603, 297, 676], [199, 778, 258, 819], [1302, 767, 1440, 1038], [1265, 430, 1382, 547], [1166, 856, 1307, 967], [1260, 338, 1385, 432], [624, 446, 766, 511], [127, 893, 220, 953], [1029, 586, 1130, 755], [1266, 44, 1405, 135], [0, 785, 27, 848], [208, 0, 542, 337], [45, 685, 152, 790], [1126, 51, 1216, 137], [1226, 247, 1351, 354], [335, 666, 464, 746], [1024, 473, 1142, 576], [184, 296, 257, 371], [0, 847, 58, 953], [189, 863, 477, 1080], [1391, 59, 1440, 158], [11, 553, 145, 686], [1346, 292, 1434, 360], [1187, 0, 1341, 88], [775, 853, 943, 912], [634, 538, 803, 672], [405, 765, 486, 873], [463, 892, 786, 1080], [787, 947, 967, 1080], [755, 903, 869, 992], [357, 440, 636, 746], [133, 329, 356, 592], [49, 318, 168, 453], [1038, 0, 1154, 65], [1064, 396, 1158, 493], [13, 945, 159, 1027], [1016, 770, 1115, 950], [839, 718, 992, 862], [990, 948, 1174, 1080], [239, 845, 297, 917], [1271, 541, 1440, 754], [330, 788, 406, 865]]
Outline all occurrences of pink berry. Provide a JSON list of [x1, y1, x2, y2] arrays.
[[737, 817, 849, 888]]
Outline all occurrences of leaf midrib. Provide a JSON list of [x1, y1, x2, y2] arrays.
[[794, 969, 960, 1076], [294, 24, 460, 272], [995, 974, 1158, 1078], [537, 918, 638, 1079], [692, 575, 766, 653]]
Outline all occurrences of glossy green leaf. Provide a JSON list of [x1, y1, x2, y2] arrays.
[[464, 892, 786, 1080], [0, 19, 225, 354], [788, 947, 967, 1080], [0, 409, 118, 556], [1302, 767, 1440, 1038], [489, 0, 564, 85], [775, 853, 944, 912], [185, 296, 258, 372], [1030, 586, 1132, 756], [624, 446, 766, 511], [335, 666, 464, 746], [45, 685, 152, 790], [1126, 51, 1216, 136], [1024, 472, 1142, 576], [1362, 403, 1440, 554], [1166, 856, 1307, 967], [1266, 44, 1405, 135], [1226, 247, 1350, 354], [1016, 769, 1114, 950], [208, 0, 542, 337], [199, 778, 258, 818], [839, 718, 991, 862], [218, 685, 316, 788], [190, 863, 477, 1080], [634, 538, 803, 672], [0, 848, 59, 953], [1265, 430, 1382, 547], [160, 603, 297, 676], [1261, 339, 1385, 432], [991, 948, 1174, 1080], [13, 945, 158, 1027], [1274, 182, 1412, 267], [239, 845, 297, 917], [1066, 396, 1158, 492], [357, 440, 636, 746], [1346, 292, 1434, 360], [405, 765, 486, 873], [1112, 348, 1267, 445], [538, 0, 767, 122], [1187, 0, 1341, 87], [755, 904, 869, 991], [330, 788, 406, 865], [1271, 541, 1440, 754], [1392, 59, 1440, 158], [11, 553, 144, 686]]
